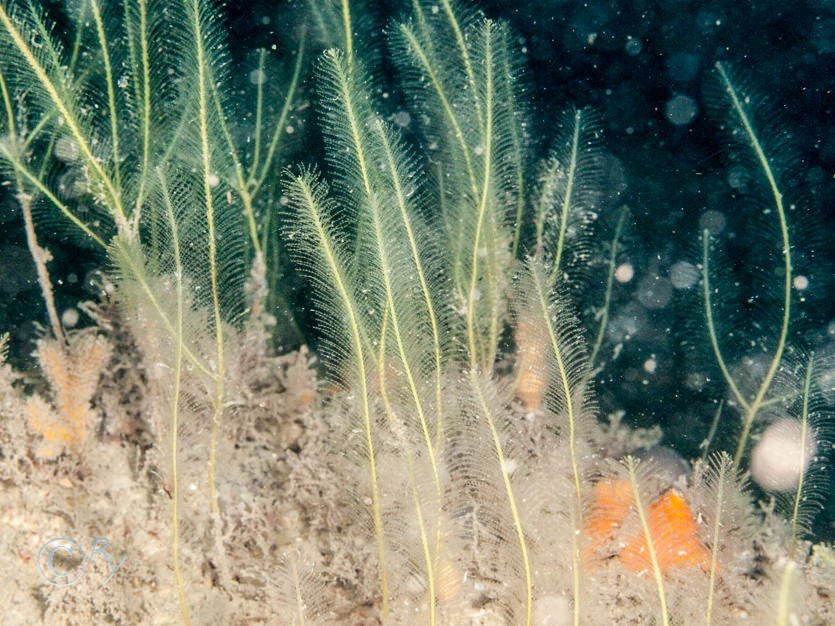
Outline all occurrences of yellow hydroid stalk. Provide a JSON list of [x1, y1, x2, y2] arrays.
[[370, 118, 445, 447], [159, 172, 191, 626], [470, 375, 532, 626], [89, 0, 122, 194], [185, 0, 225, 517], [0, 2, 128, 234], [284, 171, 389, 617], [706, 63, 792, 471], [377, 308, 437, 626], [466, 22, 494, 371], [528, 261, 583, 625], [627, 457, 670, 626], [547, 109, 582, 287]]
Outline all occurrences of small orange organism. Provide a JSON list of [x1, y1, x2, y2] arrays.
[[620, 489, 711, 573], [26, 333, 110, 459], [583, 478, 634, 564], [514, 312, 549, 412], [584, 477, 711, 574]]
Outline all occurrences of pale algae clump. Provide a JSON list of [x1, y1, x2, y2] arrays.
[[0, 0, 831, 625]]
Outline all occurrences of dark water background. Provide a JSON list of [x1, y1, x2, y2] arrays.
[[1, 0, 833, 540]]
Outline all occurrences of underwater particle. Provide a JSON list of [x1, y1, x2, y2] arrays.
[[816, 367, 835, 403], [393, 110, 411, 128], [625, 36, 642, 56], [685, 371, 707, 392], [665, 94, 698, 126], [751, 418, 817, 491], [637, 275, 672, 309], [670, 261, 699, 289], [699, 209, 726, 235], [285, 125, 295, 134], [54, 136, 80, 162], [207, 173, 220, 187], [728, 165, 748, 190], [614, 262, 634, 283], [634, 445, 690, 488], [61, 308, 80, 328], [792, 275, 809, 291], [666, 52, 699, 83], [811, 17, 835, 55], [532, 594, 571, 625], [249, 68, 266, 85], [643, 357, 657, 374]]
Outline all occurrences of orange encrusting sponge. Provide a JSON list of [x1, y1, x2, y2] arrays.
[[620, 489, 711, 573], [584, 478, 711, 575]]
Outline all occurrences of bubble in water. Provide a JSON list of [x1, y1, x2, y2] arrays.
[[637, 275, 672, 309], [55, 136, 80, 162], [699, 210, 726, 235], [669, 261, 699, 289], [665, 94, 698, 126], [625, 36, 642, 56], [62, 308, 80, 328], [751, 419, 817, 491], [614, 262, 634, 283], [249, 69, 267, 85], [393, 111, 411, 128], [666, 52, 699, 82]]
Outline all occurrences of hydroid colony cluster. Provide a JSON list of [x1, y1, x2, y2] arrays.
[[0, 0, 832, 624]]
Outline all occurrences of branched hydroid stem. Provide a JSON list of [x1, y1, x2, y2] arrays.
[[589, 206, 627, 369], [466, 24, 494, 372], [547, 109, 582, 288], [0, 3, 129, 235], [185, 0, 225, 520], [90, 0, 122, 194], [627, 457, 669, 626], [289, 172, 388, 616], [790, 357, 814, 560], [529, 261, 582, 625], [371, 118, 445, 448], [470, 373, 532, 626], [378, 308, 436, 626], [0, 65, 64, 347], [159, 171, 191, 626], [704, 64, 792, 472], [251, 28, 306, 196]]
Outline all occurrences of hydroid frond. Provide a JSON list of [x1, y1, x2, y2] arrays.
[[589, 206, 628, 370], [364, 189, 444, 591], [281, 168, 389, 616], [625, 456, 670, 626], [698, 451, 755, 626], [0, 0, 128, 233], [182, 0, 227, 521], [317, 48, 377, 211], [459, 372, 533, 625], [512, 258, 593, 625], [368, 117, 447, 446], [157, 169, 191, 626], [702, 62, 793, 471]]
